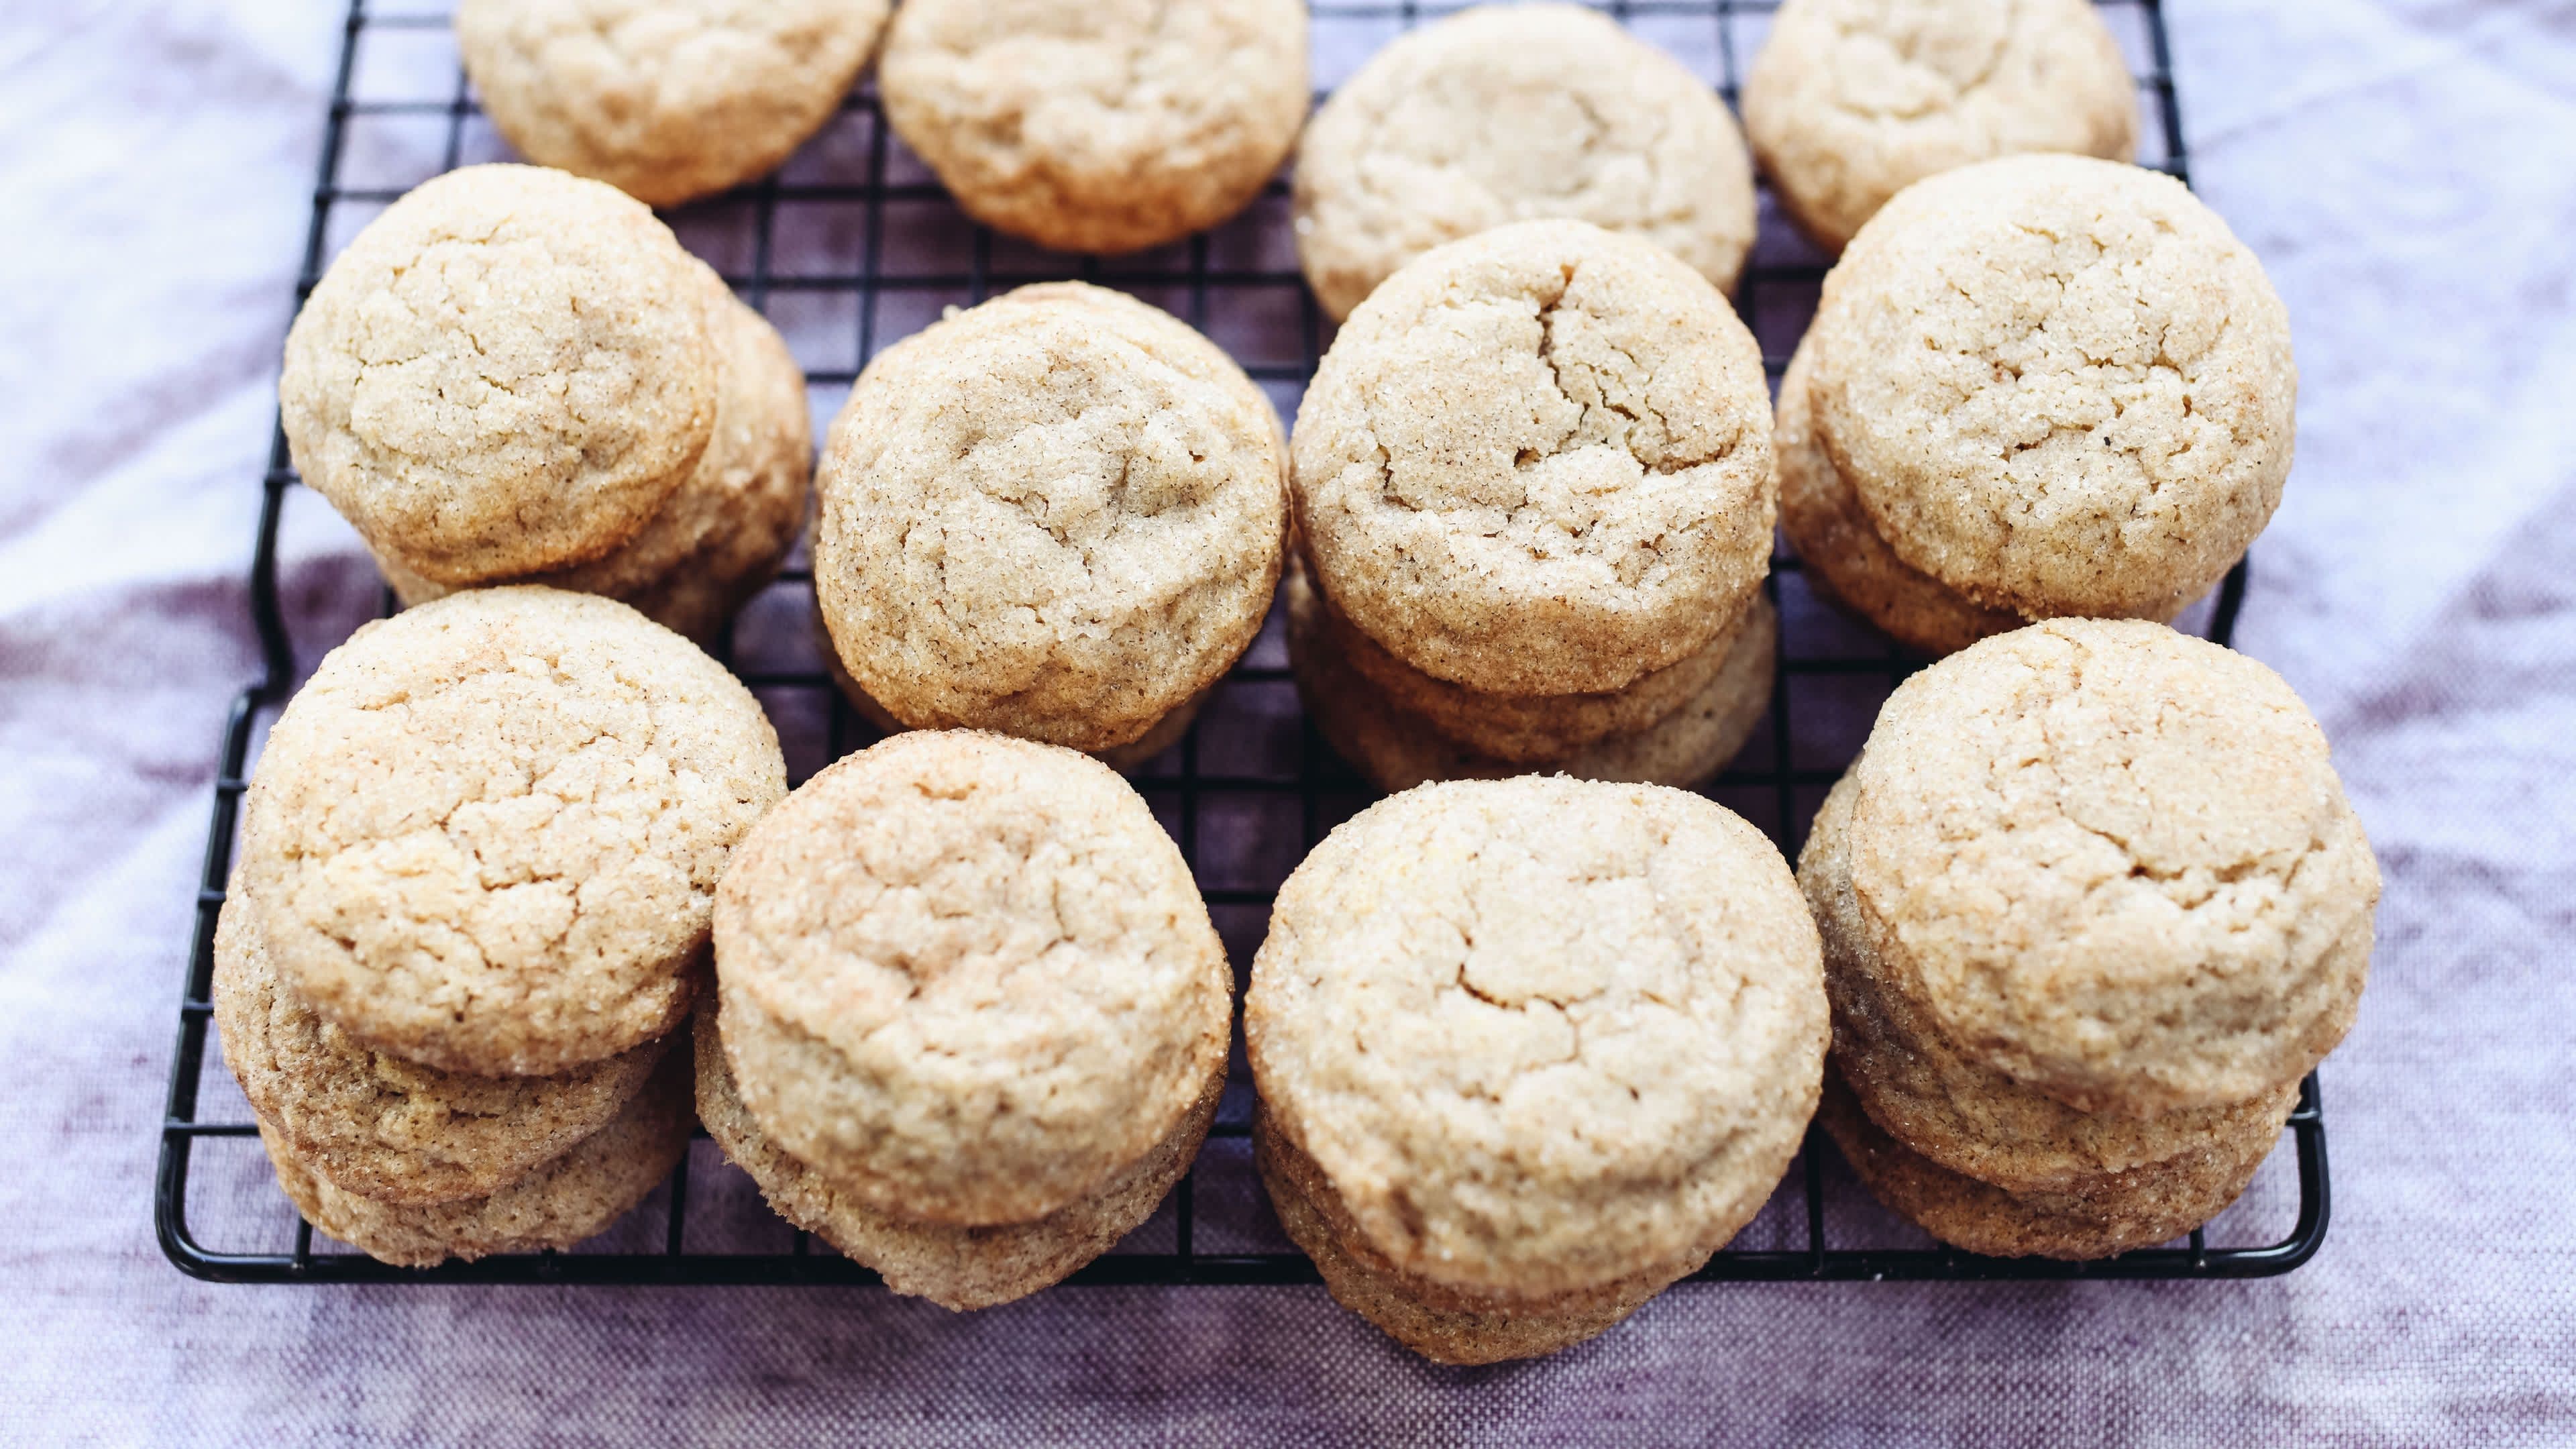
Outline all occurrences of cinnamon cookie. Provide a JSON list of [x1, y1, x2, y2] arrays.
[[1246, 777, 1826, 1362], [1295, 3, 1756, 321], [694, 1002, 1218, 1309], [1837, 619, 2378, 1119], [379, 262, 811, 645], [457, 0, 891, 207], [879, 0, 1307, 254], [213, 894, 669, 1205], [1285, 554, 1774, 794], [263, 1046, 692, 1268], [1775, 333, 2021, 655], [280, 164, 717, 586], [236, 588, 787, 1076], [713, 731, 1231, 1227], [1804, 156, 2297, 621], [1292, 219, 1774, 697], [1743, 0, 2137, 254], [814, 282, 1286, 754]]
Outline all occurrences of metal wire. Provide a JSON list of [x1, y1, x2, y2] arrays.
[[158, 0, 2325, 1286]]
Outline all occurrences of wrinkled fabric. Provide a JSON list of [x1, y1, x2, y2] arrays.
[[2, 1, 2571, 1444]]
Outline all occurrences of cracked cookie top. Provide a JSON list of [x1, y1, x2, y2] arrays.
[[238, 587, 786, 1076], [1842, 619, 2379, 1118], [213, 892, 669, 1204], [1807, 156, 2297, 621], [456, 0, 890, 208], [879, 0, 1307, 254], [814, 282, 1287, 753], [280, 164, 718, 586], [712, 731, 1232, 1226], [1742, 0, 2138, 254], [1292, 219, 1774, 696], [1246, 777, 1827, 1301], [1293, 2, 1757, 322]]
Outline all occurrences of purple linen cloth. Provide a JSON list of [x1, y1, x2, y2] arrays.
[[1, 1, 2570, 1442]]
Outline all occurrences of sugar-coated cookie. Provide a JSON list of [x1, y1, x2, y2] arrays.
[[237, 588, 786, 1076], [1805, 156, 2296, 622], [457, 0, 891, 207], [879, 0, 1307, 254], [1293, 220, 1774, 698], [378, 262, 811, 645], [1744, 0, 2137, 254], [1295, 3, 1756, 321], [815, 282, 1285, 754], [213, 894, 668, 1205], [1246, 777, 1825, 1362], [280, 165, 717, 586], [713, 731, 1230, 1226]]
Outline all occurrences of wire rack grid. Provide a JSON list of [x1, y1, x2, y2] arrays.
[[159, 0, 2327, 1287]]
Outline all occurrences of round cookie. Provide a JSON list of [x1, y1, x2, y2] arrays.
[[1294, 2, 1757, 322], [694, 1002, 1220, 1310], [262, 1046, 692, 1268], [713, 731, 1232, 1227], [1841, 619, 2379, 1118], [237, 588, 788, 1077], [280, 164, 718, 586], [1817, 1071, 2288, 1261], [1286, 554, 1775, 795], [213, 894, 669, 1205], [380, 264, 812, 645], [1743, 0, 2138, 254], [814, 282, 1287, 754], [1800, 771, 2297, 1195], [1806, 156, 2298, 621], [1313, 549, 1756, 764], [1245, 777, 1826, 1362], [879, 0, 1307, 254], [456, 0, 890, 208], [1293, 219, 1774, 698], [1775, 335, 2021, 656]]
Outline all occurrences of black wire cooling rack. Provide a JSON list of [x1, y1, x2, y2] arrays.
[[159, 0, 2326, 1287]]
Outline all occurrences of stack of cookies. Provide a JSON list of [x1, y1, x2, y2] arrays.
[[1248, 777, 1827, 1363], [218, 588, 788, 1265], [1801, 620, 2379, 1258], [280, 164, 812, 646], [699, 731, 1232, 1309], [812, 282, 1289, 769], [1288, 219, 1778, 792], [1778, 154, 2298, 655]]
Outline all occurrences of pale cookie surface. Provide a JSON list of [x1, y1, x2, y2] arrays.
[[1294, 2, 1756, 322], [457, 0, 890, 208], [815, 282, 1286, 753], [1807, 156, 2297, 621], [1293, 220, 1775, 697], [694, 1004, 1220, 1311], [280, 164, 716, 586], [1255, 1113, 1673, 1364], [213, 894, 667, 1205], [714, 731, 1231, 1226], [1246, 777, 1827, 1303], [1818, 1072, 2287, 1260], [879, 0, 1307, 254], [382, 264, 812, 645], [239, 588, 787, 1076], [1801, 773, 2296, 1194], [1843, 619, 2378, 1118], [1775, 336, 2022, 656], [1313, 548, 1754, 763], [1286, 555, 1774, 795], [264, 1047, 692, 1268], [1743, 0, 2137, 254]]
